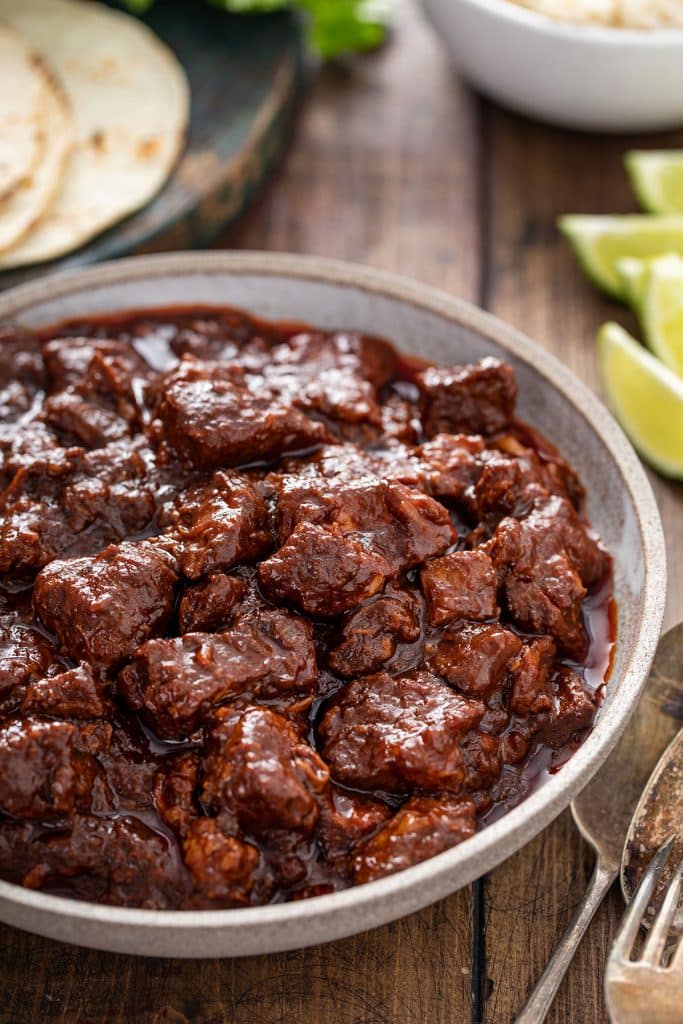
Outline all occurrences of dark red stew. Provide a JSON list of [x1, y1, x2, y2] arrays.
[[0, 307, 615, 909]]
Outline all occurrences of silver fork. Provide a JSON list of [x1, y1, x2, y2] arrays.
[[605, 838, 683, 1024]]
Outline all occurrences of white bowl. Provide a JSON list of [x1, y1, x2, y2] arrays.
[[421, 0, 683, 132], [0, 252, 666, 956]]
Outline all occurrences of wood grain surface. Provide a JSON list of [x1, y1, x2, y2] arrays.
[[1, 1, 682, 1021]]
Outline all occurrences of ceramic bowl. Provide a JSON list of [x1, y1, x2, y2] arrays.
[[421, 0, 683, 133], [0, 252, 666, 957]]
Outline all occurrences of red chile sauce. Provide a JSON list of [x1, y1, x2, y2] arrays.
[[0, 305, 616, 908]]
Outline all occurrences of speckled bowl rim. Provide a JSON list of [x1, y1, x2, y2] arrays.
[[0, 252, 667, 954]]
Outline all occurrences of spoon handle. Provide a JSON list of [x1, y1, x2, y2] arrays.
[[516, 858, 617, 1024]]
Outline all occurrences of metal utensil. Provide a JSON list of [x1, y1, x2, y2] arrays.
[[622, 728, 683, 937], [517, 623, 683, 1023], [606, 839, 683, 1024]]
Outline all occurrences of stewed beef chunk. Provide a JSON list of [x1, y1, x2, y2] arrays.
[[0, 719, 99, 820], [461, 731, 502, 795], [33, 542, 177, 670], [0, 440, 157, 576], [23, 814, 191, 909], [540, 668, 597, 748], [178, 574, 246, 634], [22, 663, 112, 720], [42, 391, 131, 449], [160, 471, 272, 579], [183, 818, 260, 907], [260, 331, 394, 430], [327, 584, 421, 677], [41, 339, 150, 448], [474, 438, 584, 521], [352, 795, 477, 884], [317, 787, 392, 865], [486, 495, 608, 657], [119, 608, 318, 738], [259, 522, 391, 617], [319, 671, 484, 794], [270, 449, 455, 566], [420, 549, 498, 627], [42, 337, 147, 393], [0, 326, 45, 392], [201, 706, 329, 834], [0, 615, 57, 717], [507, 637, 556, 716], [428, 622, 522, 698], [153, 360, 331, 469], [0, 327, 45, 424], [153, 752, 200, 839], [417, 358, 517, 438], [416, 434, 485, 508]]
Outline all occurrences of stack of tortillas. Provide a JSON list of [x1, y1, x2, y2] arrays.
[[0, 0, 189, 270]]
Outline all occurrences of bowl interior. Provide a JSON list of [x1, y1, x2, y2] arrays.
[[0, 253, 665, 956]]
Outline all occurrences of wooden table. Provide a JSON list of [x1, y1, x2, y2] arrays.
[[2, 2, 682, 1021]]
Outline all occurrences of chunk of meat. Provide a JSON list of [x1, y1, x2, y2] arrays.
[[42, 337, 148, 393], [428, 623, 522, 698], [417, 358, 517, 438], [327, 584, 421, 677], [507, 637, 556, 716], [259, 522, 391, 617], [0, 441, 157, 576], [0, 719, 98, 820], [183, 818, 260, 907], [271, 449, 455, 567], [0, 326, 45, 392], [259, 331, 394, 430], [119, 608, 318, 738], [420, 549, 498, 627], [42, 390, 130, 449], [380, 394, 420, 443], [153, 752, 199, 838], [154, 361, 331, 469], [352, 795, 477, 884], [160, 471, 272, 579], [486, 496, 609, 657], [0, 327, 45, 425], [22, 663, 112, 720], [540, 668, 597, 748], [487, 495, 608, 588], [319, 671, 484, 793], [474, 439, 584, 522], [33, 542, 177, 670], [24, 814, 191, 909], [461, 731, 502, 794], [178, 574, 246, 634], [201, 706, 329, 833], [416, 434, 485, 507], [0, 615, 57, 716], [317, 787, 392, 864]]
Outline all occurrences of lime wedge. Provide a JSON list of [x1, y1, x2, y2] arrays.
[[626, 151, 683, 214], [559, 215, 683, 298], [597, 322, 683, 479], [616, 257, 648, 310], [639, 253, 683, 378]]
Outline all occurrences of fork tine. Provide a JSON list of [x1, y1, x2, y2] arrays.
[[612, 837, 675, 962], [641, 858, 683, 966]]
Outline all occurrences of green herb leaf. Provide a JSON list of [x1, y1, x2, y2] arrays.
[[120, 0, 390, 57]]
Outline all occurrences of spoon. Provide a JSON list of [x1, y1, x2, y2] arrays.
[[622, 728, 683, 937], [517, 623, 683, 1023]]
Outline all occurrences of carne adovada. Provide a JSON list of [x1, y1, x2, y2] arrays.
[[0, 307, 614, 909]]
